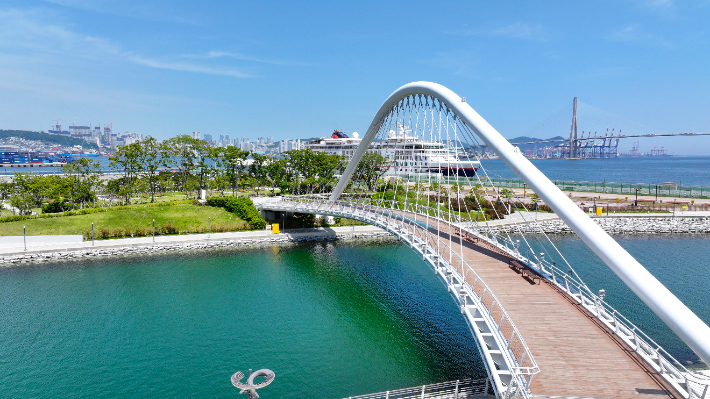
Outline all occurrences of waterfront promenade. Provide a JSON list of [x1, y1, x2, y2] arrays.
[[0, 225, 388, 258]]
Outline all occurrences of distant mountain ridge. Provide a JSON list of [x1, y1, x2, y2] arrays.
[[509, 136, 567, 144], [0, 129, 99, 150]]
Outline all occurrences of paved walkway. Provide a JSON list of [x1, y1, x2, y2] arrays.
[[0, 225, 386, 257]]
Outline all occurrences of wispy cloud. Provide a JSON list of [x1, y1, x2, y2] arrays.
[[42, 0, 203, 26], [608, 24, 642, 42], [451, 23, 549, 41], [641, 0, 675, 10], [184, 51, 310, 66], [634, 0, 678, 17], [0, 7, 253, 78], [607, 23, 673, 46], [129, 55, 251, 78]]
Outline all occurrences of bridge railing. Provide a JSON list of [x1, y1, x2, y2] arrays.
[[343, 378, 491, 399], [277, 195, 539, 399], [480, 177, 710, 200]]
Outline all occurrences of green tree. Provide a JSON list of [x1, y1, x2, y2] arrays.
[[165, 135, 207, 198], [137, 136, 171, 203], [110, 142, 142, 205], [281, 148, 346, 194], [354, 151, 391, 191], [218, 147, 251, 196], [61, 158, 103, 207], [249, 153, 271, 196]]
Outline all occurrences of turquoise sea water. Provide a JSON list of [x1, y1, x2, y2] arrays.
[[0, 242, 484, 398], [1, 235, 709, 398]]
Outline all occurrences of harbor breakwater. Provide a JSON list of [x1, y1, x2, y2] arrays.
[[0, 230, 395, 266], [493, 216, 710, 234]]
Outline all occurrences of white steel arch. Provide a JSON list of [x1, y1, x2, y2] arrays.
[[331, 81, 710, 366]]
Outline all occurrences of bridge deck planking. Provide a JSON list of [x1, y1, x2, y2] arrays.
[[424, 220, 677, 399]]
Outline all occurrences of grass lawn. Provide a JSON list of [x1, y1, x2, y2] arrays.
[[0, 203, 249, 238]]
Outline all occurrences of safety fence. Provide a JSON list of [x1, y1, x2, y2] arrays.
[[344, 378, 492, 399], [479, 178, 710, 199]]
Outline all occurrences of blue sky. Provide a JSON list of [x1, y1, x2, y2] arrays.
[[1, 0, 709, 154]]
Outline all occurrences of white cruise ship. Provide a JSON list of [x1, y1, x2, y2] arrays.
[[305, 125, 480, 177]]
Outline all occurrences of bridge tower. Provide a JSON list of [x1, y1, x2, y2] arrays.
[[569, 97, 578, 158]]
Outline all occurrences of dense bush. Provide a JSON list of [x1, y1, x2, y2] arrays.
[[206, 196, 266, 229], [41, 198, 73, 214]]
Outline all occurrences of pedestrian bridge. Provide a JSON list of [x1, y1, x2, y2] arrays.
[[256, 82, 710, 399]]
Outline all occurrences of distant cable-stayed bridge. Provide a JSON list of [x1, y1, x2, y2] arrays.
[[468, 97, 710, 158], [506, 131, 710, 145]]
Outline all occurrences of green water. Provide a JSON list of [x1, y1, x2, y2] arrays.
[[3, 235, 709, 398], [0, 241, 485, 398]]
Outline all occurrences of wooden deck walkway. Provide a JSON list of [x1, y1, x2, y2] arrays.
[[404, 213, 678, 399]]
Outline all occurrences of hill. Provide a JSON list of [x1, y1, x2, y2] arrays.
[[509, 136, 567, 144], [0, 130, 99, 150]]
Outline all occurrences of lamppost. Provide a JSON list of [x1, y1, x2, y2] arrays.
[[634, 188, 640, 207], [522, 183, 527, 199]]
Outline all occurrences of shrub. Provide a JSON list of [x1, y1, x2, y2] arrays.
[[206, 196, 266, 229], [99, 228, 110, 239], [161, 224, 178, 235], [42, 198, 70, 214], [112, 229, 124, 238], [134, 228, 146, 236]]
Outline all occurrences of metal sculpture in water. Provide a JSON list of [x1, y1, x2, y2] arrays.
[[231, 369, 275, 399]]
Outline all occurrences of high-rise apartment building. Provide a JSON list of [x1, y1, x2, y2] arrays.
[[192, 132, 201, 140]]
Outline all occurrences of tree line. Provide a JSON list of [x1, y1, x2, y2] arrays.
[[1, 134, 391, 215]]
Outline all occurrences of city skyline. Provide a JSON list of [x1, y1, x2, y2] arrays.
[[1, 1, 710, 154]]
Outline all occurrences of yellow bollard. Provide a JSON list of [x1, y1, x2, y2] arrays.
[[596, 206, 603, 216], [272, 223, 279, 234]]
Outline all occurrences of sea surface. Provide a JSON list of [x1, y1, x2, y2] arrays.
[[0, 241, 485, 399], [1, 235, 709, 398], [481, 156, 710, 186]]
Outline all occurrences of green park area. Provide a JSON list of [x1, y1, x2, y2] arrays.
[[0, 202, 248, 239]]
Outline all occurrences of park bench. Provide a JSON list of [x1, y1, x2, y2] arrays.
[[509, 259, 541, 285]]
